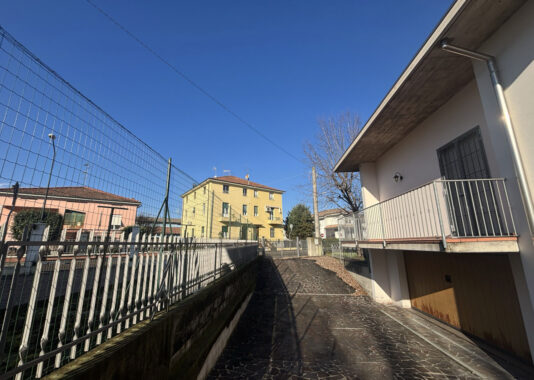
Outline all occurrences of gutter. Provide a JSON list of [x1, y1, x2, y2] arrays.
[[440, 40, 534, 235]]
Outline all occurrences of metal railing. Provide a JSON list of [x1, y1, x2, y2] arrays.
[[353, 178, 516, 245], [0, 230, 258, 379]]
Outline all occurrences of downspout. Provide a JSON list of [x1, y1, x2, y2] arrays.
[[440, 40, 534, 236]]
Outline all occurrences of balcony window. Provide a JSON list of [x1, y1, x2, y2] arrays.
[[222, 202, 229, 217], [64, 210, 85, 228], [111, 214, 122, 230], [242, 204, 247, 216], [222, 226, 228, 238], [270, 227, 275, 238], [254, 206, 258, 217], [223, 185, 229, 193], [243, 188, 247, 196]]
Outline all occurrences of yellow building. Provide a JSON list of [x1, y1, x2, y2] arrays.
[[181, 176, 284, 240]]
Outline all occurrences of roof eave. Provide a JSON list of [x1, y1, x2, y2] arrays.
[[334, 0, 525, 173]]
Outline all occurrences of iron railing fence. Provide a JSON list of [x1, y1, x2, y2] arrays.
[[262, 239, 308, 258], [351, 178, 516, 246], [0, 230, 258, 379]]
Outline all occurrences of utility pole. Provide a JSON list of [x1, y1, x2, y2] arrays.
[[312, 166, 320, 241]]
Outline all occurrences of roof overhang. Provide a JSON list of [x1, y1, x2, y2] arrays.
[[335, 0, 525, 173]]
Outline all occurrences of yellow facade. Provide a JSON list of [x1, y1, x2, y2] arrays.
[[181, 177, 285, 240]]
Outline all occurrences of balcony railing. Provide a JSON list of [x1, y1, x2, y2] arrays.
[[354, 178, 516, 245]]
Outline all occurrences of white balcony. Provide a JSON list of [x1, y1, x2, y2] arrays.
[[353, 178, 518, 253]]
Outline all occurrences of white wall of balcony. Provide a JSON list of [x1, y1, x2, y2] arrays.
[[363, 81, 498, 206], [472, 0, 534, 358]]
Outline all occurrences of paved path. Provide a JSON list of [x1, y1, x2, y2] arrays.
[[208, 257, 530, 379]]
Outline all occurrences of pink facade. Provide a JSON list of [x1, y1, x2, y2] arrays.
[[0, 187, 140, 241]]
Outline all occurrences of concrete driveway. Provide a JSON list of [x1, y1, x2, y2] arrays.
[[208, 257, 532, 379]]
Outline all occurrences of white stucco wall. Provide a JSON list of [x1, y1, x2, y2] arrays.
[[372, 80, 496, 203], [319, 214, 342, 238], [471, 0, 534, 358]]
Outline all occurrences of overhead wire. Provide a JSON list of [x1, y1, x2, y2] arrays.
[[84, 0, 305, 165]]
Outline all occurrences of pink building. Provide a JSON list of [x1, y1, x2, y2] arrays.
[[0, 186, 141, 241]]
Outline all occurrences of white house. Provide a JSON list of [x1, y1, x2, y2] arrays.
[[335, 0, 534, 364], [318, 208, 347, 238]]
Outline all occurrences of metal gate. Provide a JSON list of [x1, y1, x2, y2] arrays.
[[262, 238, 308, 258]]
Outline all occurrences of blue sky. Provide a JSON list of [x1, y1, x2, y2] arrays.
[[0, 0, 453, 215]]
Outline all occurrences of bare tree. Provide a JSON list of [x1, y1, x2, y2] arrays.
[[304, 112, 362, 212]]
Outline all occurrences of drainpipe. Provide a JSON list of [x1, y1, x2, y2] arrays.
[[440, 40, 534, 236]]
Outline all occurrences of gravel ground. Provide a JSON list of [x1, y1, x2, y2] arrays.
[[306, 256, 368, 296]]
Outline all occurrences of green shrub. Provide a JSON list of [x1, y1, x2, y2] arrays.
[[10, 209, 63, 241]]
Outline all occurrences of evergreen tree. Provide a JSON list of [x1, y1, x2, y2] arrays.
[[284, 204, 314, 239]]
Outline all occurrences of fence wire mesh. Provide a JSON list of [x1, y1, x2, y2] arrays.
[[0, 25, 262, 379], [0, 25, 195, 235]]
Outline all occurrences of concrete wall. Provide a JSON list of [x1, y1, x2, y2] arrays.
[[47, 257, 259, 380], [368, 249, 410, 308], [471, 0, 534, 360], [369, 80, 494, 203]]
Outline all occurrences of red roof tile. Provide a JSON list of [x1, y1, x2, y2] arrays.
[[211, 176, 283, 192], [0, 186, 141, 205], [318, 208, 348, 218]]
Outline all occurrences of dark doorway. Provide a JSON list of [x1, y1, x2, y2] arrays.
[[437, 127, 500, 236]]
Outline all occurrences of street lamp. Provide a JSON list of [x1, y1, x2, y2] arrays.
[[40, 133, 56, 221]]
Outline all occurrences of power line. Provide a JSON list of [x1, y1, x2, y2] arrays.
[[84, 0, 304, 164]]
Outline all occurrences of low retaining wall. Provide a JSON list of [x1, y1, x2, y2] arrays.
[[46, 256, 259, 380]]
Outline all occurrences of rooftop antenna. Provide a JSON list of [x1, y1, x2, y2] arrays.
[[223, 169, 231, 176], [212, 166, 217, 178]]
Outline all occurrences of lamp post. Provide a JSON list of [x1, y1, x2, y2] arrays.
[[40, 133, 56, 221]]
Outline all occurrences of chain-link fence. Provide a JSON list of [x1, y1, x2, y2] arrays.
[[0, 25, 264, 379]]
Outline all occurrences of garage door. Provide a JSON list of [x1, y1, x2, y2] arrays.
[[404, 251, 531, 362]]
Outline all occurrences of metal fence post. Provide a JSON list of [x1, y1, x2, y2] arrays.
[[296, 236, 300, 257], [433, 181, 447, 249], [378, 203, 386, 248]]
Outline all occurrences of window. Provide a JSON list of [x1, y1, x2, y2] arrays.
[[254, 206, 258, 217], [222, 225, 228, 238], [203, 203, 206, 215], [269, 192, 274, 200], [222, 202, 229, 217], [192, 207, 196, 216], [194, 192, 196, 200], [223, 184, 229, 193], [243, 188, 247, 196], [64, 210, 85, 227], [254, 190, 258, 198], [201, 226, 205, 237], [242, 204, 247, 216], [111, 214, 122, 230], [203, 186, 206, 194], [270, 227, 275, 238]]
